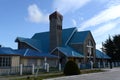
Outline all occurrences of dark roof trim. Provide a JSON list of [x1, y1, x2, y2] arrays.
[[70, 42, 83, 44], [20, 56, 57, 59], [50, 47, 57, 54], [0, 54, 20, 56]]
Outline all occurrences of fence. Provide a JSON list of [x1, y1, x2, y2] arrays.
[[0, 64, 60, 76], [0, 65, 32, 76], [79, 61, 120, 69], [0, 62, 120, 76]]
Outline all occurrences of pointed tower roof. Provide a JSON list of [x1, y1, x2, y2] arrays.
[[49, 11, 63, 20]]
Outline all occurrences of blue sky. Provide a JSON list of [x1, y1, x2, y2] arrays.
[[0, 0, 120, 50]]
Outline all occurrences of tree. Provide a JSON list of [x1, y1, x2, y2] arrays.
[[103, 35, 120, 61], [113, 35, 120, 61]]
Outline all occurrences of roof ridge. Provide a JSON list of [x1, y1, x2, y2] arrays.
[[65, 28, 77, 45], [78, 30, 90, 33], [32, 31, 49, 39], [33, 31, 49, 35], [24, 49, 29, 56], [63, 27, 76, 30], [16, 37, 30, 39]]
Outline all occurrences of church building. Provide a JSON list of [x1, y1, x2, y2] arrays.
[[0, 11, 110, 69], [16, 11, 99, 66]]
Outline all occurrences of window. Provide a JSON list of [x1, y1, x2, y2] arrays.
[[0, 56, 11, 67], [57, 25, 62, 30], [88, 40, 93, 46]]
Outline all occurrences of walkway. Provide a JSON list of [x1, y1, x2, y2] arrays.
[[45, 68, 120, 80]]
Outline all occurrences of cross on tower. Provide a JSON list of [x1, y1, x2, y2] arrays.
[[87, 40, 93, 57], [87, 44, 93, 69], [86, 40, 93, 62], [87, 45, 93, 56]]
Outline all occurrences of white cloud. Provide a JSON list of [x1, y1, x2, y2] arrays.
[[78, 1, 120, 50], [26, 4, 48, 23], [107, 0, 120, 7], [72, 19, 77, 26], [93, 22, 118, 37], [53, 0, 91, 14], [96, 0, 109, 3], [78, 4, 120, 30], [96, 43, 102, 51], [79, 17, 84, 21]]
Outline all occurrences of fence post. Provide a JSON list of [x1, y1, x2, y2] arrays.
[[108, 62, 110, 68], [98, 62, 100, 68], [20, 64, 23, 76], [78, 63, 80, 69], [59, 63, 61, 71], [90, 61, 93, 69], [44, 63, 47, 70], [116, 62, 117, 67], [112, 62, 114, 67], [32, 64, 35, 75], [117, 62, 119, 66], [47, 63, 49, 72], [103, 62, 105, 68]]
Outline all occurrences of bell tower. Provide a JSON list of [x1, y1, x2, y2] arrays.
[[49, 11, 63, 51]]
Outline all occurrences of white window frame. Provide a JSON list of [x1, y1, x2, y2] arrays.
[[0, 56, 11, 67]]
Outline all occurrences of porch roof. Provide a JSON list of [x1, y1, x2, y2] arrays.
[[57, 46, 84, 58], [0, 47, 19, 56], [96, 49, 111, 59], [15, 49, 57, 58]]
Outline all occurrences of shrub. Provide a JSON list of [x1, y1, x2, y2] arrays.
[[93, 62, 97, 68], [64, 60, 80, 75]]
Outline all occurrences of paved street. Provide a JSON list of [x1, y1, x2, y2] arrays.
[[45, 68, 120, 80]]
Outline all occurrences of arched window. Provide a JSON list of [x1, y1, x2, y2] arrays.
[[88, 40, 93, 46]]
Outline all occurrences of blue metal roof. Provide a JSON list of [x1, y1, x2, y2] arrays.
[[32, 32, 49, 40], [32, 32, 50, 52], [16, 37, 43, 52], [15, 27, 92, 59], [0, 47, 57, 58], [16, 27, 77, 52], [0, 47, 18, 55], [15, 49, 57, 58], [70, 31, 90, 43], [96, 49, 111, 59], [32, 27, 76, 48], [57, 46, 84, 58], [62, 27, 76, 45]]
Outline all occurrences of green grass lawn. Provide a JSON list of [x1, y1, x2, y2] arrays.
[[81, 69, 104, 74], [11, 69, 104, 80], [10, 72, 63, 80]]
